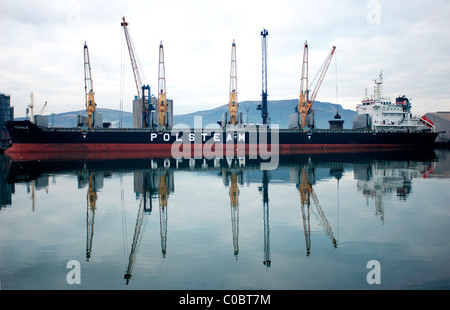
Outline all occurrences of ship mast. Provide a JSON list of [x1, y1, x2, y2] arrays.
[[374, 71, 383, 101]]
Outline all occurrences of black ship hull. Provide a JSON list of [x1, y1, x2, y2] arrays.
[[5, 120, 438, 161]]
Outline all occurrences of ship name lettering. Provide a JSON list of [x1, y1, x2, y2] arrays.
[[150, 133, 157, 141], [163, 133, 170, 141], [238, 133, 245, 142], [226, 133, 233, 142], [213, 133, 220, 142]]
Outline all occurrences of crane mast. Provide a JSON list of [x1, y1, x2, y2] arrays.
[[84, 42, 96, 129], [297, 43, 336, 129], [298, 42, 309, 130], [257, 29, 269, 125], [121, 17, 152, 128], [157, 41, 167, 128], [228, 40, 238, 125]]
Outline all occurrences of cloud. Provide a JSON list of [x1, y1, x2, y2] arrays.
[[1, 0, 449, 118]]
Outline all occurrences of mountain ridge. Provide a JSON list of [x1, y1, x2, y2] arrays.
[[21, 99, 356, 129]]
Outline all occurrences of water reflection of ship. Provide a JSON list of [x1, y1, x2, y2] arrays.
[[354, 160, 435, 222], [1, 150, 442, 274]]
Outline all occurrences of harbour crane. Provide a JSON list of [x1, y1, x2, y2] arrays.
[[157, 41, 168, 129], [228, 40, 239, 125], [257, 29, 269, 125], [297, 42, 336, 129], [121, 17, 152, 128], [84, 42, 97, 129]]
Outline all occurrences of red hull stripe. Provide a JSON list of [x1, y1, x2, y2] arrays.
[[5, 143, 410, 162]]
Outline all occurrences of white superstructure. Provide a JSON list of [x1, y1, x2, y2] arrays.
[[354, 72, 434, 132]]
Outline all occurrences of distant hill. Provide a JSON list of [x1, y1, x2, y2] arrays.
[[174, 99, 356, 129], [19, 100, 356, 129], [18, 108, 134, 128]]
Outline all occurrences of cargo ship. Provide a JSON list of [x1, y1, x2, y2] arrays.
[[3, 22, 438, 161], [4, 72, 438, 162]]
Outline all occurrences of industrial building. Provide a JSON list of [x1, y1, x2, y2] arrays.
[[0, 93, 14, 151], [424, 112, 450, 143]]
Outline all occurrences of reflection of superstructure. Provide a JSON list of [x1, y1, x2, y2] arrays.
[[354, 160, 435, 221]]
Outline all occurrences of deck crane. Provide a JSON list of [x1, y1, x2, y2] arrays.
[[228, 40, 239, 125], [257, 29, 269, 125], [121, 17, 152, 128], [157, 41, 168, 129], [84, 42, 97, 129], [297, 43, 336, 129], [38, 101, 47, 115]]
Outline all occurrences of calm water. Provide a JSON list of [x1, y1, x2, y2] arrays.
[[0, 149, 449, 290]]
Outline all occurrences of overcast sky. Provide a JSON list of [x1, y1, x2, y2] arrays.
[[1, 0, 449, 118]]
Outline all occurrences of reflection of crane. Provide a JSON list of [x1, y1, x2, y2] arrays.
[[228, 40, 238, 125], [124, 195, 147, 285], [121, 17, 152, 128], [84, 42, 97, 129], [259, 170, 271, 267], [228, 171, 240, 259], [86, 172, 98, 261], [298, 168, 312, 256], [297, 42, 336, 129], [297, 167, 337, 256], [257, 29, 269, 125], [159, 172, 168, 258]]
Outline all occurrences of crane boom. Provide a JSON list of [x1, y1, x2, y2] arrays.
[[228, 39, 238, 125], [309, 46, 336, 104], [84, 42, 96, 129], [121, 17, 151, 128]]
